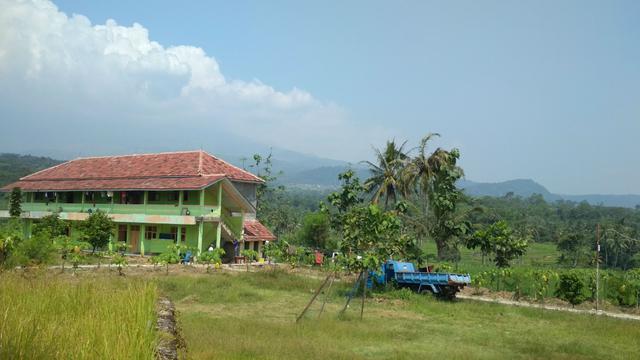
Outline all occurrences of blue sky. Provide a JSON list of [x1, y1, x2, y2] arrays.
[[1, 0, 639, 194]]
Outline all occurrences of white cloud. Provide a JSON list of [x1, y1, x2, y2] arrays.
[[0, 0, 380, 160]]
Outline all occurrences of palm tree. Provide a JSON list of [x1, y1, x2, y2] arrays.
[[363, 140, 409, 208], [401, 133, 466, 259], [401, 133, 443, 197]]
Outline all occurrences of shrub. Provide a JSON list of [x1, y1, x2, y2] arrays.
[[0, 218, 22, 266], [555, 272, 586, 307], [32, 212, 69, 238], [13, 233, 56, 266]]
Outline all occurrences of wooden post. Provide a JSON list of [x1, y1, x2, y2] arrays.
[[318, 273, 336, 318], [340, 272, 363, 315], [296, 275, 331, 323]]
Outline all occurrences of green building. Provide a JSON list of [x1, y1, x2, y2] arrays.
[[0, 150, 275, 261]]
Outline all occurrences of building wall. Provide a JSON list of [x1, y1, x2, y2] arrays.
[[231, 181, 257, 208]]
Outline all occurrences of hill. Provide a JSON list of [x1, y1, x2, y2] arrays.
[[0, 153, 62, 187], [459, 178, 640, 208]]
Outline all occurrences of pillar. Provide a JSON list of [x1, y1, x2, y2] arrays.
[[215, 222, 221, 248], [140, 224, 146, 256], [176, 226, 182, 246], [197, 221, 203, 254]]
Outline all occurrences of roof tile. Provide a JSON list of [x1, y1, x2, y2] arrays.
[[2, 150, 262, 192], [243, 220, 276, 241]]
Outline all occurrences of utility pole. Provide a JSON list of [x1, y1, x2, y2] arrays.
[[596, 223, 600, 312]]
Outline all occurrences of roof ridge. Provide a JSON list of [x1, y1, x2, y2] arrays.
[[202, 151, 263, 183], [73, 150, 201, 161], [18, 175, 217, 182]]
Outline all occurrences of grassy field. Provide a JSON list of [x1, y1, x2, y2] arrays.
[[157, 269, 640, 360], [422, 241, 560, 273], [0, 271, 157, 360]]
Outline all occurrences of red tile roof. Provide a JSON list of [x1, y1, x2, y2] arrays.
[[1, 151, 262, 192], [243, 220, 276, 242]]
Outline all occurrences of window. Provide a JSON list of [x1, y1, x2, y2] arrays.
[[168, 191, 179, 202], [118, 225, 127, 242], [183, 191, 189, 201], [148, 191, 158, 202], [168, 227, 187, 242], [145, 226, 157, 240]]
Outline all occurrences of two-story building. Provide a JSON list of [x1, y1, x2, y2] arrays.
[[0, 150, 275, 261]]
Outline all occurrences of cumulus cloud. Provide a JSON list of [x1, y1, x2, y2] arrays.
[[0, 0, 375, 160]]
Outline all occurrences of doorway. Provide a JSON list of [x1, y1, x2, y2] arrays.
[[130, 225, 140, 253]]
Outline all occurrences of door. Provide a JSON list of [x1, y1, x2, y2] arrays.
[[130, 225, 140, 253]]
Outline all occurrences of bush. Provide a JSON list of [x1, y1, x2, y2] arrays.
[[555, 272, 586, 307], [0, 219, 23, 266], [13, 233, 56, 266]]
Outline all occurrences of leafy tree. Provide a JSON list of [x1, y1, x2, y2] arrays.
[[78, 211, 115, 253], [363, 140, 409, 208], [555, 272, 586, 307], [557, 230, 591, 267], [323, 170, 365, 236], [468, 220, 528, 267], [32, 212, 69, 238], [340, 204, 415, 272], [9, 187, 22, 218], [297, 212, 331, 249], [249, 151, 293, 236], [465, 223, 493, 265]]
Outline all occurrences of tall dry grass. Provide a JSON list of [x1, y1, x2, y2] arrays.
[[0, 272, 157, 359]]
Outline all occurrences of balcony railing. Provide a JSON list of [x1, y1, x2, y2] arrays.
[[20, 202, 221, 218]]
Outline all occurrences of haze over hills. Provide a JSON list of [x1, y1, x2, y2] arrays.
[[1, 152, 639, 209]]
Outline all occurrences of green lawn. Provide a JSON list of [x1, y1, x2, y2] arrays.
[[422, 241, 560, 273], [158, 269, 639, 360]]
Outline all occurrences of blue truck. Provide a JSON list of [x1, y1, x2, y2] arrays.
[[370, 260, 471, 299]]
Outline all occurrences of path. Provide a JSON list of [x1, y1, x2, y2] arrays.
[[457, 294, 640, 321]]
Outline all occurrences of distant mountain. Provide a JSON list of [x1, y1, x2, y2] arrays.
[[458, 178, 640, 208], [459, 179, 560, 201]]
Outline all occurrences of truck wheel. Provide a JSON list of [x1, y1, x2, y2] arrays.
[[436, 286, 458, 301]]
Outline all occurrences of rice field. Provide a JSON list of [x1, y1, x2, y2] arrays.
[[0, 272, 158, 360]]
